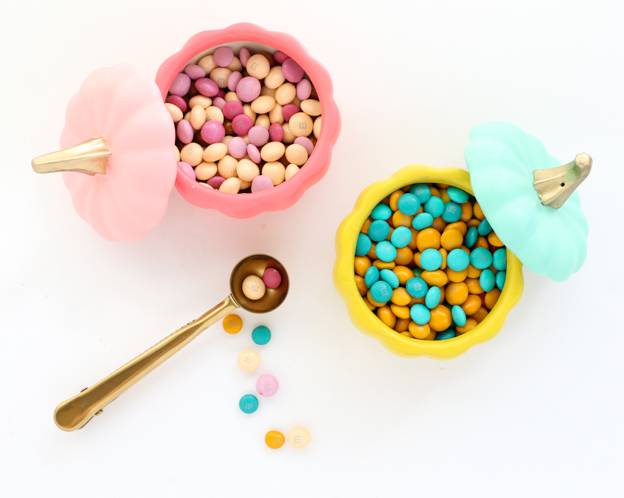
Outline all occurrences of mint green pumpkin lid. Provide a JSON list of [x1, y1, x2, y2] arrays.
[[465, 122, 591, 281]]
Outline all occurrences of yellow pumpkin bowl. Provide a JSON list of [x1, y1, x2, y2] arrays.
[[334, 165, 524, 358]]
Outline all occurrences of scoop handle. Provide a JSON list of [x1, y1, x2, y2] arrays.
[[54, 295, 238, 431]]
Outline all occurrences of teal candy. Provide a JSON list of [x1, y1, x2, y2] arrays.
[[470, 247, 493, 270], [397, 193, 420, 215], [465, 122, 588, 281], [425, 286, 442, 309], [479, 269, 495, 292], [442, 202, 462, 222], [413, 213, 434, 230], [364, 266, 380, 288], [447, 248, 470, 271], [492, 248, 507, 270], [410, 184, 431, 203], [410, 304, 431, 325], [370, 280, 392, 304], [436, 329, 456, 340], [420, 248, 442, 271], [355, 233, 372, 256], [447, 186, 469, 204], [391, 226, 412, 248], [465, 226, 478, 248], [496, 271, 506, 290], [478, 219, 492, 236], [239, 394, 259, 414], [451, 305, 467, 327], [252, 325, 272, 345], [369, 220, 390, 242], [406, 277, 428, 298], [380, 269, 400, 289], [376, 241, 397, 262], [424, 196, 444, 217], [371, 203, 392, 220]]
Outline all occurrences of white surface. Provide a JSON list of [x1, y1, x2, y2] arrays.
[[2, 0, 623, 496]]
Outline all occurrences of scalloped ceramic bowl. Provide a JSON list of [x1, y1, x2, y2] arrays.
[[156, 23, 341, 218], [334, 165, 524, 358]]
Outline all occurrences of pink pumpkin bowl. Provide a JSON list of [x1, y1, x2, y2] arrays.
[[31, 23, 340, 240]]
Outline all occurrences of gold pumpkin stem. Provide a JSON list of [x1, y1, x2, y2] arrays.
[[533, 153, 592, 209], [31, 137, 110, 175]]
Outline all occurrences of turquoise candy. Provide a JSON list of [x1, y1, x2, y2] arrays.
[[410, 184, 431, 203], [451, 305, 467, 327], [492, 248, 507, 270], [391, 226, 412, 248], [369, 220, 390, 242], [420, 248, 442, 271], [364, 266, 380, 288], [375, 241, 397, 262], [371, 203, 392, 220], [370, 280, 392, 304], [424, 196, 444, 217], [397, 193, 421, 215], [442, 202, 462, 222], [478, 219, 492, 236], [465, 226, 478, 248], [252, 325, 272, 345], [380, 269, 400, 289], [425, 286, 442, 309], [410, 304, 431, 325], [479, 269, 495, 292], [406, 277, 428, 298], [470, 247, 493, 269], [239, 394, 259, 414], [496, 271, 506, 290], [355, 233, 372, 256], [436, 329, 456, 340], [447, 248, 470, 271], [447, 186, 469, 204], [412, 213, 434, 230]]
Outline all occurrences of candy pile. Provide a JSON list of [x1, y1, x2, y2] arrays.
[[241, 267, 283, 300], [166, 45, 322, 194], [354, 183, 508, 341]]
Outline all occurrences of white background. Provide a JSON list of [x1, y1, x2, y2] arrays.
[[2, 0, 623, 496]]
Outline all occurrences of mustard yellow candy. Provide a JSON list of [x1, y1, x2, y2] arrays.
[[355, 275, 367, 296], [447, 268, 467, 282], [377, 306, 397, 328], [391, 305, 410, 319], [460, 202, 473, 221], [457, 318, 477, 334], [392, 211, 412, 227], [389, 190, 403, 211], [462, 295, 482, 315], [416, 228, 441, 251], [395, 247, 413, 265], [393, 266, 414, 284], [373, 260, 395, 270], [466, 278, 484, 294], [432, 217, 446, 232], [354, 256, 371, 276], [484, 289, 501, 309], [446, 282, 469, 305], [222, 314, 243, 334], [395, 318, 410, 332], [265, 430, 286, 449], [421, 270, 448, 287], [446, 221, 467, 235], [474, 307, 488, 322], [429, 305, 452, 332], [488, 232, 504, 247], [441, 228, 463, 250], [467, 265, 481, 278], [391, 287, 411, 306], [409, 322, 431, 339]]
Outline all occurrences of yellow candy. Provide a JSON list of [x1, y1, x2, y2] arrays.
[[467, 265, 481, 278], [367, 291, 384, 308], [392, 211, 412, 227], [409, 322, 431, 339], [446, 221, 467, 235], [395, 247, 413, 265], [462, 295, 482, 315], [488, 232, 504, 247], [416, 228, 441, 251], [460, 202, 473, 221], [447, 268, 467, 282], [441, 228, 463, 250], [474, 202, 484, 219], [421, 270, 448, 287], [373, 260, 395, 270], [222, 314, 243, 334], [377, 306, 397, 328], [484, 289, 501, 309], [389, 190, 403, 211], [429, 305, 452, 332], [474, 307, 488, 322], [466, 278, 484, 294], [265, 430, 286, 449], [446, 282, 469, 305], [440, 248, 447, 270], [432, 217, 446, 232], [391, 287, 411, 306], [457, 318, 477, 334], [393, 266, 414, 284], [390, 304, 410, 319], [354, 256, 371, 276], [395, 318, 410, 332], [355, 275, 367, 296]]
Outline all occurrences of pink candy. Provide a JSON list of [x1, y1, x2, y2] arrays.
[[282, 103, 299, 122], [251, 175, 273, 193], [195, 77, 219, 97], [213, 46, 234, 67], [273, 50, 288, 64], [256, 374, 279, 397], [262, 267, 282, 289], [232, 114, 253, 136], [296, 79, 312, 100], [269, 123, 284, 142], [294, 136, 315, 155], [170, 73, 191, 96], [239, 47, 251, 66], [177, 161, 196, 180], [282, 58, 304, 83], [166, 95, 187, 113], [223, 101, 243, 120], [208, 175, 225, 189], [201, 121, 225, 144], [227, 71, 242, 91], [176, 119, 193, 144], [213, 97, 226, 109], [184, 64, 206, 80], [228, 137, 247, 159], [248, 125, 269, 146], [247, 144, 261, 163], [236, 76, 261, 102]]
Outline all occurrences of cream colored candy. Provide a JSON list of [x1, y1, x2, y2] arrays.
[[225, 91, 239, 102], [262, 162, 286, 185], [205, 106, 224, 123], [285, 163, 300, 181], [243, 104, 256, 121], [189, 95, 212, 108], [219, 176, 241, 194], [237, 348, 261, 373], [190, 105, 206, 130], [197, 54, 216, 73], [218, 155, 238, 178], [289, 112, 313, 137], [195, 162, 217, 181], [251, 96, 276, 114], [269, 104, 284, 124], [174, 146, 180, 161], [313, 116, 322, 138], [239, 179, 251, 190], [285, 143, 308, 165], [246, 54, 270, 79], [180, 142, 203, 166], [261, 142, 286, 162], [210, 67, 231, 88], [203, 143, 228, 163], [165, 103, 183, 122], [265, 66, 285, 89], [287, 426, 311, 449], [282, 123, 295, 143], [236, 158, 260, 182], [241, 275, 266, 300], [300, 99, 321, 116], [228, 56, 242, 71], [275, 83, 296, 105], [261, 86, 276, 98], [256, 114, 270, 129]]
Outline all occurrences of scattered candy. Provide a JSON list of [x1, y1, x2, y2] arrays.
[[256, 373, 279, 397], [265, 430, 286, 449], [237, 348, 261, 373], [252, 325, 272, 345], [287, 426, 311, 449], [239, 393, 259, 414], [222, 313, 243, 334]]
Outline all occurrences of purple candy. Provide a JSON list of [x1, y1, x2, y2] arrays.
[[273, 50, 288, 64], [232, 114, 253, 136], [176, 119, 194, 144], [169, 73, 191, 96], [294, 136, 315, 155], [208, 175, 225, 189], [239, 47, 251, 66], [269, 123, 284, 142], [177, 161, 196, 180], [201, 120, 225, 144], [195, 77, 219, 97], [213, 46, 234, 67], [247, 125, 269, 147], [251, 175, 273, 193], [184, 64, 206, 80], [296, 78, 312, 100], [282, 103, 299, 122], [282, 58, 304, 83], [227, 71, 242, 91], [213, 97, 226, 109], [247, 144, 261, 163], [228, 137, 247, 159], [236, 76, 261, 102], [223, 101, 244, 120], [166, 95, 187, 113]]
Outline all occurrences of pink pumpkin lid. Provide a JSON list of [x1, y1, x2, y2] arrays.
[[60, 65, 177, 241]]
